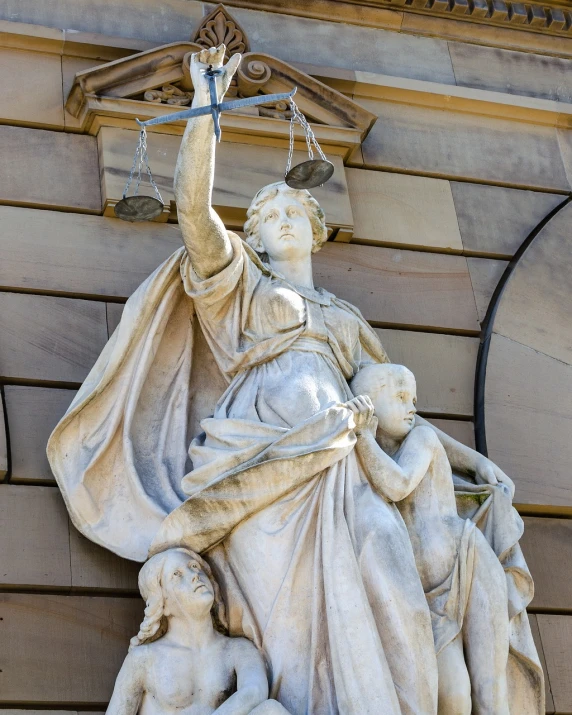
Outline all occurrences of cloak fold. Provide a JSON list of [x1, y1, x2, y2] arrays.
[[454, 476, 544, 715], [47, 248, 195, 561]]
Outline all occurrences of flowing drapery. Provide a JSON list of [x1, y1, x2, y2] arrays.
[[48, 232, 543, 714]]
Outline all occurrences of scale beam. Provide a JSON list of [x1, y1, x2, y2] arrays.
[[137, 70, 296, 135]]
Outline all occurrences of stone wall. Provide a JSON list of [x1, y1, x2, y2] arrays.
[[0, 2, 571, 711]]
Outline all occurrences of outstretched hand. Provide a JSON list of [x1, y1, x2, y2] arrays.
[[474, 454, 516, 499], [190, 44, 241, 107]]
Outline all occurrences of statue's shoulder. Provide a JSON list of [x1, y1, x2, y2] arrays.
[[224, 634, 264, 664]]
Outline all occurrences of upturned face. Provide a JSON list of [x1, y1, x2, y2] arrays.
[[258, 192, 314, 262], [371, 370, 417, 441], [162, 550, 214, 620]]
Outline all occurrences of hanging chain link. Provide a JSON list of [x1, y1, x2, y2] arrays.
[[122, 126, 164, 203], [285, 98, 327, 177]]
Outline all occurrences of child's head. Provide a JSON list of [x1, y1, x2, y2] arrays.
[[130, 547, 228, 648], [350, 364, 417, 441]]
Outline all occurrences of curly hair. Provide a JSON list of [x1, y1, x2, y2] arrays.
[[129, 548, 228, 649], [243, 181, 327, 256]]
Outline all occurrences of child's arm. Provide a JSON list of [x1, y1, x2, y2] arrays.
[[355, 426, 439, 502], [213, 639, 269, 715], [106, 650, 145, 715], [415, 414, 515, 497]]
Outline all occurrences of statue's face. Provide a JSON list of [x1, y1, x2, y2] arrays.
[[162, 550, 214, 619], [258, 192, 314, 262], [371, 371, 417, 441]]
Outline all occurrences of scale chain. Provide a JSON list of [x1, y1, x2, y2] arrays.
[[123, 126, 164, 204], [285, 99, 327, 177]]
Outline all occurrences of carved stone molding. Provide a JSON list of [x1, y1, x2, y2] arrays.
[[390, 0, 571, 35], [222, 0, 572, 41]]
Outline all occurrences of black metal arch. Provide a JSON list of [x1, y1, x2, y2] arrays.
[[473, 193, 572, 455]]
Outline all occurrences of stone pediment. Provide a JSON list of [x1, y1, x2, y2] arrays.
[[66, 5, 375, 235], [65, 15, 376, 158]]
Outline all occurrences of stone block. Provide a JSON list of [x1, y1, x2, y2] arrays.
[[347, 168, 463, 252]]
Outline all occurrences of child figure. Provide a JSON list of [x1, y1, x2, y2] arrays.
[[107, 547, 289, 715], [348, 364, 510, 715]]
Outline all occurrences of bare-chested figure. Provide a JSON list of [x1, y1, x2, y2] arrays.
[[106, 548, 289, 715], [348, 364, 511, 715]]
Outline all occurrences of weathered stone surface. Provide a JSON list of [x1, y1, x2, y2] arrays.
[[0, 0, 203, 44], [0, 485, 71, 588], [0, 125, 101, 212], [451, 182, 563, 257], [359, 99, 570, 192], [347, 168, 463, 252], [69, 526, 139, 592], [376, 328, 478, 416], [485, 334, 572, 507], [0, 592, 142, 703], [0, 293, 107, 383], [521, 517, 572, 611], [528, 615, 555, 714], [467, 257, 508, 323], [536, 615, 572, 713], [0, 47, 63, 128], [225, 5, 454, 84], [4, 386, 75, 483], [63, 55, 105, 130], [427, 418, 475, 449], [449, 42, 572, 103], [493, 203, 572, 365], [0, 205, 182, 299], [0, 484, 138, 591], [315, 242, 480, 331]]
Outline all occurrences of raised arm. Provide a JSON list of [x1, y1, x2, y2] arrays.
[[174, 45, 240, 279], [106, 650, 144, 715], [355, 425, 437, 502]]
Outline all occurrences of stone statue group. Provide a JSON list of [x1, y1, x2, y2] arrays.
[[48, 46, 544, 714]]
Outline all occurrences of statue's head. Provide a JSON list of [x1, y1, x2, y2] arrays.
[[244, 181, 327, 263], [350, 364, 417, 441], [130, 547, 227, 648]]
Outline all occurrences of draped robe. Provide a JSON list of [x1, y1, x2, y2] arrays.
[[48, 232, 543, 715]]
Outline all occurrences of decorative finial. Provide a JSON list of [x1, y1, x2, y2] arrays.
[[191, 4, 250, 60]]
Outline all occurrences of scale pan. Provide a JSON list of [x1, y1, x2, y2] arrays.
[[114, 196, 164, 222], [285, 159, 334, 190]]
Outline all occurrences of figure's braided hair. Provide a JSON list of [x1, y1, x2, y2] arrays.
[[129, 547, 228, 649]]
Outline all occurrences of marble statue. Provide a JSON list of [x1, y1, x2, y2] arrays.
[[48, 45, 544, 714], [107, 547, 289, 715], [350, 365, 512, 714]]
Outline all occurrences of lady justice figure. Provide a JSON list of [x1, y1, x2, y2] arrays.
[[48, 46, 543, 714]]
